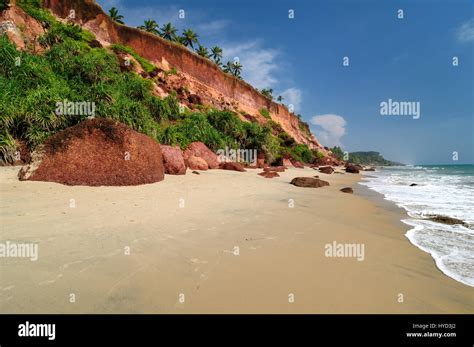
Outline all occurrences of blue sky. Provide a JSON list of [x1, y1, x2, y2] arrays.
[[98, 0, 473, 164]]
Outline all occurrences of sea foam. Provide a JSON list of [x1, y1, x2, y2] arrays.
[[360, 165, 474, 287]]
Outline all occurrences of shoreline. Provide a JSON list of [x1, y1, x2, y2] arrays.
[[0, 166, 473, 313], [359, 168, 474, 288]]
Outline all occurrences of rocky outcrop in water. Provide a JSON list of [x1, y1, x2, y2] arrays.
[[424, 215, 468, 227]]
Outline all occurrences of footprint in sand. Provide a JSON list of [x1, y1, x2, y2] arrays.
[[190, 258, 208, 264], [39, 274, 63, 286]]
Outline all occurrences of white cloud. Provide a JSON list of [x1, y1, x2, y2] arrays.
[[221, 40, 279, 89], [195, 20, 230, 36], [279, 88, 302, 112], [310, 114, 347, 147], [456, 18, 474, 42]]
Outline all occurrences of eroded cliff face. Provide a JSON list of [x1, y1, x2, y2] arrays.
[[41, 0, 324, 151]]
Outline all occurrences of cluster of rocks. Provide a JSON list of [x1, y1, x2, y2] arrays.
[[312, 155, 343, 167], [257, 166, 287, 178], [16, 119, 372, 189], [280, 158, 305, 168], [16, 119, 257, 185], [309, 163, 377, 175]]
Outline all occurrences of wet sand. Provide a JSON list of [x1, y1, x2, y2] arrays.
[[0, 166, 472, 313]]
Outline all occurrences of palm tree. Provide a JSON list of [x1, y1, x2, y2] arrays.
[[195, 45, 210, 58], [222, 60, 243, 78], [231, 61, 243, 77], [261, 88, 273, 100], [210, 46, 223, 65], [223, 60, 233, 73], [175, 36, 185, 45], [181, 29, 199, 48], [138, 20, 159, 35], [109, 7, 124, 24], [160, 22, 178, 41]]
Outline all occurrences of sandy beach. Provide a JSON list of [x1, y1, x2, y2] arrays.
[[0, 166, 472, 313]]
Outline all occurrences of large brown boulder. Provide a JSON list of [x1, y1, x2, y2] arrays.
[[345, 164, 360, 174], [256, 151, 265, 168], [264, 166, 286, 173], [220, 162, 246, 172], [290, 177, 329, 188], [340, 187, 354, 194], [161, 145, 186, 175], [291, 160, 304, 168], [282, 158, 294, 167], [313, 156, 341, 166], [184, 142, 219, 169], [319, 166, 334, 174], [186, 155, 208, 170], [258, 171, 279, 178], [18, 118, 164, 186]]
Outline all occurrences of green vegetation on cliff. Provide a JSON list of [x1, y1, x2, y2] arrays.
[[1, 2, 319, 165], [110, 44, 156, 73]]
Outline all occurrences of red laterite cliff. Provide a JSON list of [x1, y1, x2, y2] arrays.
[[42, 0, 325, 151]]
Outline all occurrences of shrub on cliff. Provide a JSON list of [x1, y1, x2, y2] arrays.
[[173, 115, 222, 150], [330, 146, 345, 160], [39, 23, 94, 46], [1, 0, 9, 12], [147, 92, 181, 122], [288, 144, 314, 164], [159, 110, 281, 163], [206, 110, 246, 143], [313, 150, 325, 160], [279, 132, 296, 147], [17, 0, 54, 23], [259, 108, 270, 119], [110, 44, 155, 73]]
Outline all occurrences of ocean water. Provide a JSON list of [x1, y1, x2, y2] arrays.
[[359, 165, 474, 287]]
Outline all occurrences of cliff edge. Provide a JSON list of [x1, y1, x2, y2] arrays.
[[42, 0, 325, 152]]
